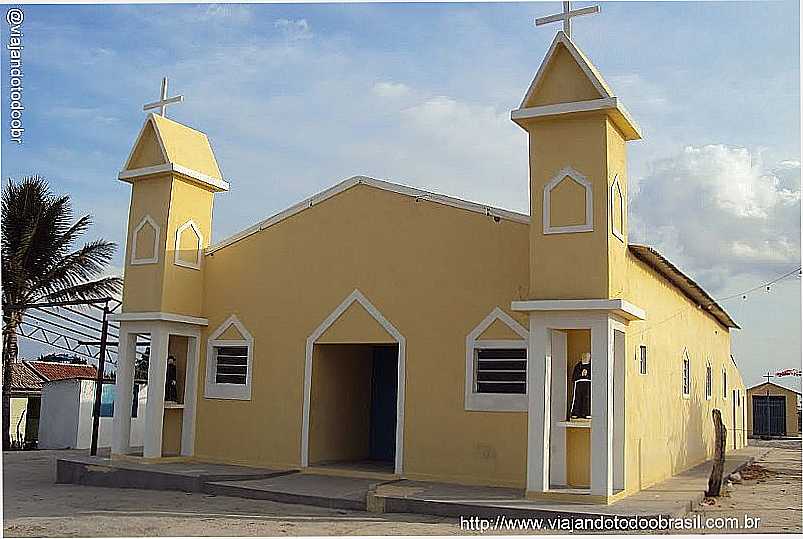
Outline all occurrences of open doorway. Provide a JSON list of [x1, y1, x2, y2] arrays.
[[308, 343, 399, 473]]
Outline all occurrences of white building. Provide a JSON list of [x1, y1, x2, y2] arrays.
[[38, 378, 147, 450]]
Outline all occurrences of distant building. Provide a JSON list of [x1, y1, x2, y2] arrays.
[[747, 382, 801, 438], [7, 360, 97, 448], [38, 378, 147, 450]]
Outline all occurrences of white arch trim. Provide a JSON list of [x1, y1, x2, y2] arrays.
[[205, 314, 254, 400], [300, 289, 406, 474], [543, 166, 594, 235], [465, 307, 530, 412], [174, 219, 204, 270], [130, 214, 160, 265]]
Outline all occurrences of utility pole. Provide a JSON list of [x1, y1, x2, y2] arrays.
[[90, 301, 110, 456]]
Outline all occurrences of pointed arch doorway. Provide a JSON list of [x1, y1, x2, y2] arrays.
[[300, 290, 406, 475]]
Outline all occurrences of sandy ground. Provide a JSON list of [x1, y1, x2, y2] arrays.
[[3, 440, 801, 536], [675, 438, 802, 534], [2, 450, 465, 537]]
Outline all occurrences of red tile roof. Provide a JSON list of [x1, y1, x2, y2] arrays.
[[9, 362, 47, 392], [26, 361, 97, 381]]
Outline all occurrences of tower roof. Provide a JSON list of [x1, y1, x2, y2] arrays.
[[512, 31, 642, 141], [118, 113, 229, 192]]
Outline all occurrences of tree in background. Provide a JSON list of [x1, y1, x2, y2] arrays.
[[2, 176, 122, 449]]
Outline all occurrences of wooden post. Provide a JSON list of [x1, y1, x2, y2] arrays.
[[706, 408, 727, 497]]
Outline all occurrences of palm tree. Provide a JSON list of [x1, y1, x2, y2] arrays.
[[2, 176, 122, 449]]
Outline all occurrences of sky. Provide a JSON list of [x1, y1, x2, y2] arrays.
[[2, 1, 800, 390]]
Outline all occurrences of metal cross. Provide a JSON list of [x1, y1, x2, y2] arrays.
[[143, 77, 183, 117], [764, 372, 773, 384], [535, 2, 600, 38]]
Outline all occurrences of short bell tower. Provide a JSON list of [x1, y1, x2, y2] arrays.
[[512, 31, 641, 300], [111, 81, 229, 459]]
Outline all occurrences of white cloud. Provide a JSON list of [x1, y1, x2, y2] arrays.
[[631, 144, 800, 292], [372, 81, 411, 98], [274, 18, 313, 41]]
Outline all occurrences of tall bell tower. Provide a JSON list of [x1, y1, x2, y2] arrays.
[[512, 30, 641, 300]]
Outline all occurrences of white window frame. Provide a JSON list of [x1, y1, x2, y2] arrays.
[[682, 349, 691, 398], [174, 219, 203, 270], [130, 214, 160, 265], [638, 344, 647, 375], [205, 315, 253, 400], [465, 307, 529, 412], [609, 174, 625, 242], [543, 166, 594, 235], [705, 362, 712, 400]]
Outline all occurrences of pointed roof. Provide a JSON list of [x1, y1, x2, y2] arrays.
[[118, 113, 229, 192], [512, 32, 642, 141], [520, 31, 613, 108]]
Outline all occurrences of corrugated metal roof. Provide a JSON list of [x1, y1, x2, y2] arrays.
[[628, 244, 739, 329]]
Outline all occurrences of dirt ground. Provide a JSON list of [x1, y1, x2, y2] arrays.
[[3, 440, 801, 536], [677, 439, 802, 534]]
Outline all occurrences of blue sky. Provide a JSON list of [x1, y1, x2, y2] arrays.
[[3, 1, 800, 389]]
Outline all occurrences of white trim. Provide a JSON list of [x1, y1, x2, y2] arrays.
[[174, 220, 203, 270], [609, 175, 625, 243], [118, 162, 230, 192], [204, 315, 254, 401], [705, 360, 713, 401], [543, 167, 593, 235], [130, 215, 160, 265], [682, 348, 691, 397], [206, 176, 529, 254], [511, 97, 642, 141], [109, 311, 209, 326], [121, 114, 170, 172], [465, 307, 529, 412], [519, 31, 613, 109], [181, 335, 200, 456], [511, 298, 646, 321], [637, 344, 648, 376], [300, 289, 406, 474]]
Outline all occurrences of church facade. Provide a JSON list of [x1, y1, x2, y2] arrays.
[[111, 31, 747, 504]]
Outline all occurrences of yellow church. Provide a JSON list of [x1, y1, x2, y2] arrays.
[[110, 24, 747, 504]]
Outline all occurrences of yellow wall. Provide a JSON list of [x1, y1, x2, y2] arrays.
[[195, 183, 532, 486], [309, 344, 374, 464], [9, 397, 28, 444], [525, 43, 603, 107], [525, 113, 612, 299], [622, 252, 746, 492], [746, 383, 800, 437]]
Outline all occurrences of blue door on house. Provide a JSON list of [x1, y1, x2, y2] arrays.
[[753, 395, 786, 437]]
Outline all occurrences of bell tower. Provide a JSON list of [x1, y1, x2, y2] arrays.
[[512, 31, 641, 300], [118, 111, 229, 317]]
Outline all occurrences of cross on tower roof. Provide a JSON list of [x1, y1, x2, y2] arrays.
[[535, 1, 600, 39], [143, 77, 183, 118]]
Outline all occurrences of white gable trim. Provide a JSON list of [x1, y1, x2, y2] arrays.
[[121, 114, 169, 172], [465, 307, 529, 412], [300, 289, 406, 474], [174, 219, 204, 270], [118, 163, 230, 192], [519, 31, 613, 109], [543, 167, 594, 235], [130, 214, 160, 265], [206, 176, 529, 254], [205, 315, 254, 401]]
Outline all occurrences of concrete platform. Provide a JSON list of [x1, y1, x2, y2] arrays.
[[56, 455, 294, 492], [205, 473, 391, 511], [56, 446, 761, 520], [372, 446, 763, 520]]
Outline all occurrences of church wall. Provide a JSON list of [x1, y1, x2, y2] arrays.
[[160, 176, 213, 317], [527, 113, 611, 300], [605, 118, 629, 298], [622, 252, 746, 493], [121, 175, 172, 313], [193, 183, 532, 486]]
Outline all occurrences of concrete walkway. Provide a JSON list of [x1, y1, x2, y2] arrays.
[[373, 446, 763, 520], [56, 446, 762, 520]]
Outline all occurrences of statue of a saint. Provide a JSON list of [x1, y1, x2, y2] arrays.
[[165, 355, 178, 402], [569, 352, 591, 419]]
